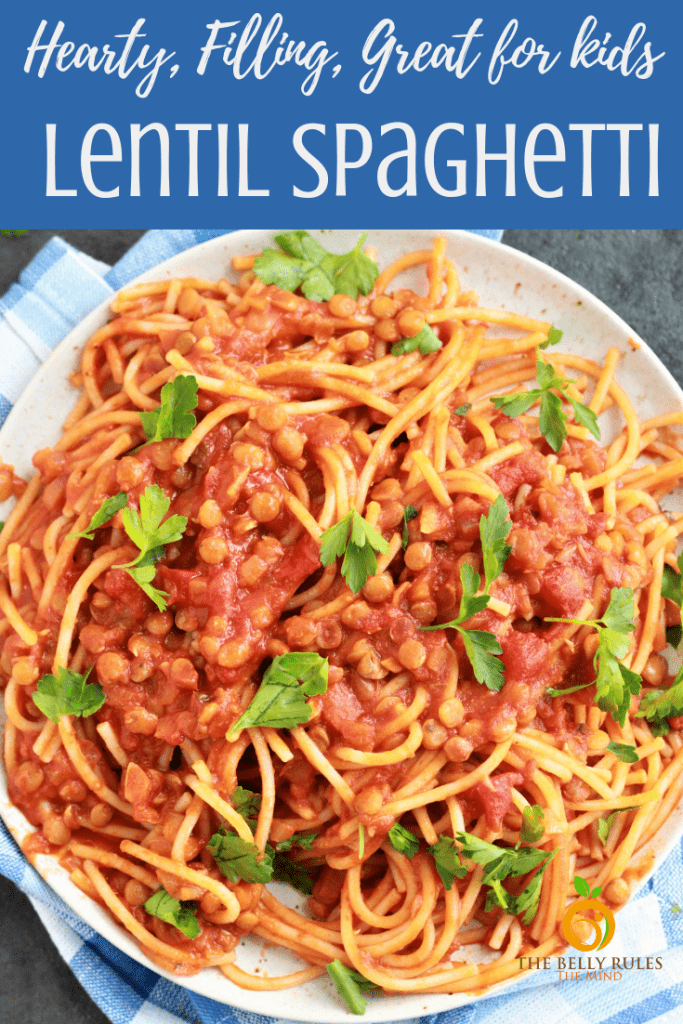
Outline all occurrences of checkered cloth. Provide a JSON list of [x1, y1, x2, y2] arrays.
[[1, 228, 683, 1024]]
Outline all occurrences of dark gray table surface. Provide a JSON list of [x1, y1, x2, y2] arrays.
[[0, 229, 681, 1024]]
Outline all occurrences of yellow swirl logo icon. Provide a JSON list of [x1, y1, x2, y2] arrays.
[[562, 877, 615, 951]]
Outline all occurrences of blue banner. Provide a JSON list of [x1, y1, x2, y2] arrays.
[[1, 0, 679, 226]]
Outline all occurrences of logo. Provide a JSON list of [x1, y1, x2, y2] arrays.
[[561, 877, 615, 951]]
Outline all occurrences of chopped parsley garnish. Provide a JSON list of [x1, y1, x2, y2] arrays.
[[637, 662, 683, 737], [391, 322, 442, 357], [231, 786, 261, 826], [402, 504, 418, 550], [271, 832, 318, 894], [326, 959, 379, 1015], [68, 492, 128, 541], [275, 832, 317, 853], [454, 832, 556, 923], [597, 808, 635, 847], [606, 741, 639, 763], [538, 326, 563, 350], [139, 375, 198, 444], [207, 829, 274, 884], [319, 509, 389, 593], [662, 554, 683, 649], [226, 652, 328, 741], [253, 231, 378, 302], [455, 403, 472, 416], [479, 494, 512, 594], [116, 484, 188, 611], [272, 853, 315, 894], [387, 822, 420, 858], [520, 804, 545, 843], [545, 587, 641, 726], [426, 835, 468, 889], [32, 666, 104, 723], [143, 886, 200, 939], [422, 563, 505, 692], [491, 351, 600, 453]]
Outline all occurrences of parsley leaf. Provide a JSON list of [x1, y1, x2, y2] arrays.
[[119, 485, 187, 567], [391, 322, 442, 357], [509, 871, 544, 925], [479, 494, 512, 593], [271, 832, 318, 894], [597, 807, 636, 847], [231, 786, 261, 826], [207, 829, 274, 884], [456, 831, 556, 921], [520, 805, 545, 844], [597, 812, 618, 847], [326, 959, 378, 1016], [606, 741, 639, 763], [662, 557, 683, 649], [422, 564, 505, 692], [637, 663, 683, 737], [455, 403, 472, 415], [116, 485, 187, 611], [402, 504, 418, 550], [538, 326, 563, 350], [426, 835, 468, 890], [68, 492, 128, 541], [492, 352, 600, 453], [143, 886, 200, 939], [253, 232, 378, 302], [275, 833, 317, 852], [319, 509, 389, 593], [662, 558, 683, 608], [387, 823, 420, 858], [546, 681, 593, 698], [139, 375, 198, 444], [546, 587, 641, 726], [226, 652, 328, 740], [272, 853, 315, 894], [126, 555, 170, 612], [32, 666, 104, 723]]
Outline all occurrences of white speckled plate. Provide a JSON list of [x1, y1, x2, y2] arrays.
[[1, 230, 682, 1021]]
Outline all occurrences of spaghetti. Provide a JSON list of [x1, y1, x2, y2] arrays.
[[2, 235, 683, 1005]]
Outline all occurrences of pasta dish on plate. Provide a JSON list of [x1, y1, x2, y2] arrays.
[[2, 232, 683, 1012]]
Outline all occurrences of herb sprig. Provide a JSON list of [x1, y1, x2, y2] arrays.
[[492, 351, 600, 453], [253, 232, 378, 302], [387, 823, 420, 858], [326, 960, 379, 1015], [422, 563, 505, 691], [319, 509, 389, 593], [637, 664, 683, 737], [662, 553, 683, 649], [139, 375, 198, 445], [391, 322, 442, 357], [32, 666, 104, 723], [68, 492, 127, 541], [226, 652, 328, 740], [144, 887, 200, 939], [546, 588, 641, 726], [116, 484, 188, 611]]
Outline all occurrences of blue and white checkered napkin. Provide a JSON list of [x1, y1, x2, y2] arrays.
[[2, 228, 683, 1024]]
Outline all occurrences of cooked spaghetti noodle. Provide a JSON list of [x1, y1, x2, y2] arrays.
[[2, 236, 683, 1002]]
